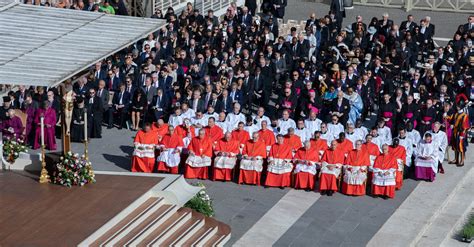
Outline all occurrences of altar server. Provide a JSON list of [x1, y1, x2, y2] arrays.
[[427, 122, 448, 173], [414, 133, 438, 182]]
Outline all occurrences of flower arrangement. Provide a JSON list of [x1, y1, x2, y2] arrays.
[[52, 151, 95, 187], [2, 137, 28, 165], [184, 182, 214, 217]]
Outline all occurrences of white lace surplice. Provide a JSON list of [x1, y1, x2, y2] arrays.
[[343, 165, 367, 185], [214, 155, 237, 169], [186, 155, 212, 167], [240, 157, 264, 172], [157, 149, 181, 167], [321, 161, 342, 177], [372, 168, 396, 186], [133, 144, 155, 158], [267, 158, 293, 174]]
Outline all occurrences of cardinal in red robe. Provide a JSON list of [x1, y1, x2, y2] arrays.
[[294, 140, 321, 191], [319, 140, 345, 196], [341, 140, 370, 196], [362, 134, 381, 185], [265, 135, 294, 187], [151, 119, 169, 139], [175, 119, 195, 147], [372, 144, 398, 199], [204, 117, 224, 144], [258, 120, 276, 149], [336, 133, 353, 157], [157, 125, 184, 174], [131, 123, 158, 173], [185, 129, 213, 179], [310, 131, 329, 159], [232, 122, 250, 147], [239, 132, 267, 185], [213, 132, 240, 181], [389, 139, 406, 190], [284, 128, 302, 152]]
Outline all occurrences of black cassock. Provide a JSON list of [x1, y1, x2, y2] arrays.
[[419, 106, 437, 136], [87, 96, 103, 138], [71, 107, 85, 142], [378, 101, 397, 129]]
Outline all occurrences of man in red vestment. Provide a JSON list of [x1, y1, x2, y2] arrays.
[[213, 132, 240, 181], [231, 122, 250, 147], [284, 128, 302, 152], [363, 134, 382, 185], [342, 140, 370, 196], [265, 134, 294, 188], [185, 129, 213, 179], [157, 125, 184, 174], [336, 132, 353, 157], [294, 140, 321, 191], [151, 119, 169, 139], [258, 120, 276, 152], [204, 117, 224, 144], [372, 144, 398, 199], [389, 138, 406, 190], [310, 131, 328, 159], [239, 132, 267, 185], [320, 140, 345, 196], [131, 123, 158, 173]]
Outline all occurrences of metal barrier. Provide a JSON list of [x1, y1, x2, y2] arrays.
[[353, 0, 474, 13]]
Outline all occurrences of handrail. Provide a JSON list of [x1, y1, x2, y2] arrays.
[[353, 0, 473, 12]]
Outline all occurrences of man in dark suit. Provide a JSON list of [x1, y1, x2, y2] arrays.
[[96, 80, 111, 129], [87, 88, 104, 138], [351, 15, 367, 34], [105, 70, 121, 92], [229, 82, 243, 106], [142, 77, 156, 106], [220, 89, 233, 113], [400, 14, 417, 34], [189, 90, 206, 113], [253, 67, 265, 107], [209, 92, 224, 113], [112, 83, 131, 129], [244, 0, 257, 15], [272, 0, 287, 19], [124, 76, 136, 97], [238, 6, 253, 28], [136, 65, 150, 87], [295, 34, 310, 60], [74, 77, 89, 97], [93, 62, 107, 82], [150, 88, 169, 121], [330, 0, 345, 32], [378, 13, 394, 36], [330, 90, 351, 125], [241, 71, 255, 111]]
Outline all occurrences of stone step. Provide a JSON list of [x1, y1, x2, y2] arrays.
[[113, 204, 177, 246], [157, 211, 206, 246], [368, 157, 473, 246], [132, 207, 193, 246], [181, 217, 220, 246], [101, 197, 167, 247], [88, 197, 163, 247], [201, 222, 231, 247], [417, 166, 474, 246]]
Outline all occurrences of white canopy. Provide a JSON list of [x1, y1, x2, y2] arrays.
[[0, 0, 165, 87]]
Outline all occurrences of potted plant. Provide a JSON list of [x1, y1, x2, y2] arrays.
[[184, 182, 214, 217]]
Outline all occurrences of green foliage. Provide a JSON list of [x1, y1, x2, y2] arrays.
[[184, 182, 214, 217], [461, 213, 474, 240], [2, 137, 27, 164]]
